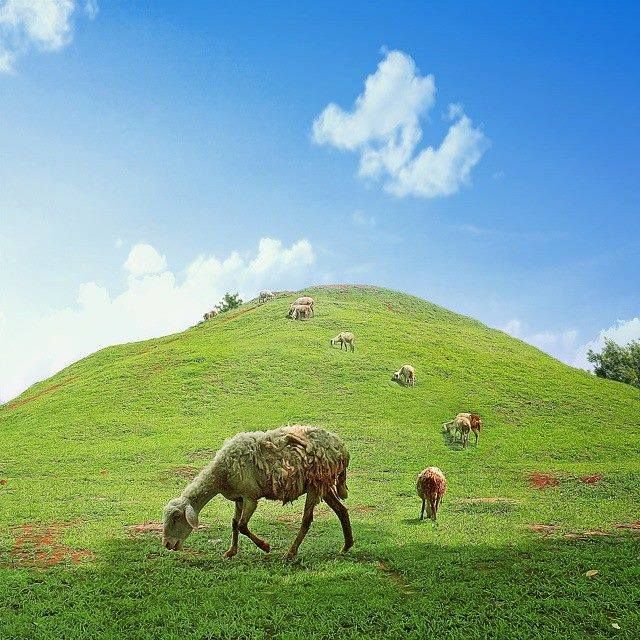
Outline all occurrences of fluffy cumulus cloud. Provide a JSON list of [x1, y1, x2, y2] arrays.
[[574, 317, 640, 369], [0, 237, 315, 402], [312, 49, 488, 198], [0, 0, 96, 73], [502, 319, 580, 365]]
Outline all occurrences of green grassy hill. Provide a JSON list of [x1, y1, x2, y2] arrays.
[[1, 285, 638, 639]]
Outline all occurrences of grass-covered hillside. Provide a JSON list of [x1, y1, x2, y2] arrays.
[[1, 285, 638, 639]]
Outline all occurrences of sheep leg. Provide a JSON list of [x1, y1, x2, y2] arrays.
[[324, 490, 353, 553], [430, 498, 437, 521], [223, 499, 243, 558], [237, 498, 271, 553], [420, 498, 426, 520], [284, 491, 318, 559]]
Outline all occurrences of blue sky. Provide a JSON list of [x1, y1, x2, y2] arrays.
[[1, 1, 639, 400]]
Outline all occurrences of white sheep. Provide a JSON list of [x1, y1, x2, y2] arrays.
[[162, 425, 353, 560], [290, 296, 314, 317], [442, 415, 472, 447], [289, 304, 311, 321], [209, 307, 220, 317], [416, 467, 447, 521], [392, 364, 415, 387], [331, 332, 355, 352], [258, 290, 276, 304]]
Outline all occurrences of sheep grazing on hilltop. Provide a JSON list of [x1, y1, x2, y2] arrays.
[[209, 307, 219, 317], [416, 467, 447, 521], [392, 364, 415, 387], [289, 304, 311, 321], [162, 425, 353, 560], [203, 312, 210, 321], [259, 290, 276, 304], [331, 332, 355, 352], [289, 296, 314, 317]]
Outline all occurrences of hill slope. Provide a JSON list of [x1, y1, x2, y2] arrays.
[[1, 285, 639, 639]]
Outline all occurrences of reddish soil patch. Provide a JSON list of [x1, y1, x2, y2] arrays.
[[128, 521, 164, 534], [376, 561, 416, 594], [529, 472, 560, 489], [0, 479, 7, 486], [5, 376, 78, 411], [352, 505, 377, 514], [614, 521, 640, 531], [7, 522, 93, 568], [580, 474, 603, 484], [564, 530, 611, 540], [170, 466, 199, 479], [529, 524, 559, 534]]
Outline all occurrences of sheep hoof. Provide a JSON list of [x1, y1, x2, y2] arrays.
[[259, 541, 271, 553], [283, 551, 298, 562], [223, 548, 238, 559], [340, 542, 353, 554]]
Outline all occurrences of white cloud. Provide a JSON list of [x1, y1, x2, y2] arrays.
[[0, 0, 95, 73], [114, 238, 124, 248], [313, 49, 488, 199], [123, 243, 167, 276], [502, 319, 579, 364], [0, 237, 316, 402], [352, 210, 376, 227], [83, 0, 97, 19], [574, 317, 640, 369]]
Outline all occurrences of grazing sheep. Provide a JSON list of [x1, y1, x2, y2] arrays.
[[452, 413, 482, 445], [416, 467, 447, 521], [162, 425, 353, 560], [331, 332, 355, 352], [209, 307, 220, 317], [442, 415, 472, 447], [259, 290, 276, 304], [290, 304, 311, 320], [203, 312, 210, 321], [291, 296, 314, 317], [392, 364, 415, 386]]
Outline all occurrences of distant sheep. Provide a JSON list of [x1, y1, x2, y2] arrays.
[[289, 304, 311, 321], [416, 467, 447, 521], [331, 332, 355, 352], [442, 415, 472, 448], [259, 290, 276, 304], [203, 312, 211, 321], [289, 296, 314, 317], [162, 425, 353, 560], [392, 364, 415, 386], [445, 413, 482, 446], [209, 307, 219, 318]]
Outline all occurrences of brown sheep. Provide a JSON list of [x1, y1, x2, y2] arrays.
[[331, 332, 355, 352], [416, 467, 447, 521]]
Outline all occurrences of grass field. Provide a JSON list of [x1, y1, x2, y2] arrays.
[[1, 285, 639, 639]]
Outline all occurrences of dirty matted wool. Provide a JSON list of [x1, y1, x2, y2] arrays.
[[216, 425, 349, 504]]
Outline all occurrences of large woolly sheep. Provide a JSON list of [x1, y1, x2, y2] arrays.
[[331, 332, 355, 352], [416, 467, 447, 521], [162, 425, 353, 560], [392, 364, 415, 386]]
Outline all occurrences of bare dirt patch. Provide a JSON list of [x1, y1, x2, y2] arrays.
[[614, 521, 640, 531], [169, 466, 199, 479], [529, 524, 560, 535], [7, 522, 93, 568], [564, 531, 611, 540], [0, 479, 7, 485], [5, 376, 78, 411], [529, 472, 560, 489], [580, 474, 603, 484], [376, 561, 416, 594]]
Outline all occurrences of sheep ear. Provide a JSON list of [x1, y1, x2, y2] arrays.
[[185, 503, 199, 529]]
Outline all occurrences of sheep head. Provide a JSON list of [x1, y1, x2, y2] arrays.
[[162, 497, 199, 550]]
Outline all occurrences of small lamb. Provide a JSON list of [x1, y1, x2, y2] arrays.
[[392, 364, 415, 386], [331, 332, 355, 352], [416, 467, 447, 521]]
